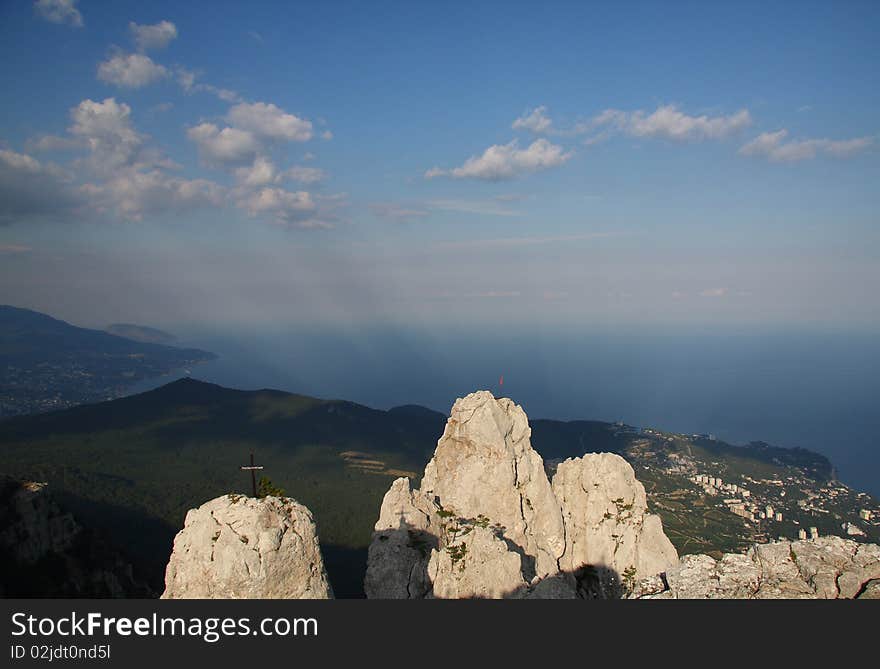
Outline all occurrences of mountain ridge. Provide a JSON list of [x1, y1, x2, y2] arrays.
[[1, 377, 873, 597]]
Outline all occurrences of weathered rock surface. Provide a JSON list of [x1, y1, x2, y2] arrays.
[[365, 391, 677, 598], [162, 494, 332, 599], [631, 536, 880, 599], [553, 453, 679, 585], [421, 391, 566, 579]]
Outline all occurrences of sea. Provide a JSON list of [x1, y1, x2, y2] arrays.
[[128, 327, 880, 497]]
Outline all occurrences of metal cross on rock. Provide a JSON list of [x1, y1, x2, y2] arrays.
[[240, 452, 264, 498]]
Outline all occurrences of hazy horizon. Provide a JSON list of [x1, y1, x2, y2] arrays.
[[1, 3, 878, 494], [1, 1, 879, 332], [111, 324, 880, 498]]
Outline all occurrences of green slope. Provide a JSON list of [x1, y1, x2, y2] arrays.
[[0, 378, 445, 596], [1, 377, 853, 597]]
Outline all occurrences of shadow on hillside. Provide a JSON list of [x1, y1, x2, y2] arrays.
[[55, 490, 176, 595], [365, 516, 627, 600]]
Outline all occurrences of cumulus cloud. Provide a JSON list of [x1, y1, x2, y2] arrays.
[[233, 156, 278, 187], [130, 20, 178, 51], [187, 123, 260, 166], [738, 129, 874, 162], [0, 149, 82, 224], [232, 159, 325, 188], [511, 104, 751, 143], [425, 138, 573, 181], [592, 105, 752, 141], [27, 134, 85, 153], [34, 0, 82, 27], [97, 52, 168, 89], [81, 169, 224, 221], [68, 98, 145, 171], [0, 149, 43, 174], [512, 106, 553, 133], [228, 102, 313, 142], [237, 187, 320, 226], [28, 98, 226, 221]]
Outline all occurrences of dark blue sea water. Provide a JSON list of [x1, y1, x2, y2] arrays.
[[130, 328, 880, 497]]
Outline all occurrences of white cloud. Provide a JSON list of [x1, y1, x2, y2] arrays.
[[0, 149, 43, 173], [0, 149, 82, 223], [425, 138, 573, 181], [321, 130, 333, 140], [175, 67, 242, 103], [58, 98, 225, 220], [233, 156, 278, 187], [283, 165, 325, 184], [82, 168, 224, 221], [27, 134, 85, 152], [130, 20, 178, 51], [511, 103, 751, 143], [237, 187, 319, 226], [593, 105, 752, 141], [187, 123, 260, 166], [69, 98, 145, 170], [512, 106, 553, 133], [97, 52, 168, 89], [175, 67, 197, 92], [34, 0, 82, 27], [739, 129, 874, 162], [149, 102, 174, 114], [228, 102, 313, 142], [211, 87, 242, 103], [233, 159, 326, 189]]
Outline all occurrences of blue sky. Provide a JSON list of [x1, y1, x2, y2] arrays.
[[0, 0, 878, 331]]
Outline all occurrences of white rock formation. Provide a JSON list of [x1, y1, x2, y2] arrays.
[[553, 453, 679, 585], [631, 536, 880, 599], [421, 391, 566, 579], [162, 494, 332, 599], [365, 391, 678, 598]]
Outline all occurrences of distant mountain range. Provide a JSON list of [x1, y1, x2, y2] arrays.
[[2, 305, 873, 598], [104, 323, 177, 345], [0, 305, 215, 417]]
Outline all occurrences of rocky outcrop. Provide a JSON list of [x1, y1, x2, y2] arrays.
[[162, 494, 332, 599], [553, 453, 679, 586], [630, 536, 880, 599], [365, 391, 678, 598], [0, 475, 151, 597]]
